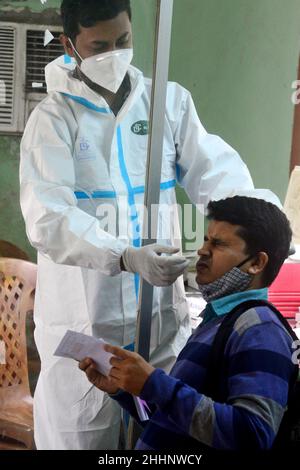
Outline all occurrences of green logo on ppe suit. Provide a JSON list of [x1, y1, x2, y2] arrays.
[[131, 121, 149, 135]]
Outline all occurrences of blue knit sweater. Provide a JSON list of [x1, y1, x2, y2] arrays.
[[112, 289, 295, 450]]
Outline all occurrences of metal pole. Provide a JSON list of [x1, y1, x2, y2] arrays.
[[127, 0, 174, 449], [136, 0, 174, 361]]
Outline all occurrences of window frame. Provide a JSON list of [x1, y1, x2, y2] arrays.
[[0, 22, 62, 135]]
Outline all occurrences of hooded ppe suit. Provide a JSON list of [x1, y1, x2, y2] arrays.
[[20, 56, 255, 449]]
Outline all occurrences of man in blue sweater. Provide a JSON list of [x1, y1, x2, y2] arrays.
[[79, 196, 296, 450]]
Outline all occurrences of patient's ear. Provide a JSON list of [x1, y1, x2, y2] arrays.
[[248, 252, 268, 275]]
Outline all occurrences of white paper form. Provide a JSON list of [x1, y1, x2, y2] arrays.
[[54, 330, 149, 421], [54, 330, 113, 376]]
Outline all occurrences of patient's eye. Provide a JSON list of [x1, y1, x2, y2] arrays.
[[211, 239, 225, 247]]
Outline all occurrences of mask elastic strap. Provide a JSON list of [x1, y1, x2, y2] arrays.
[[68, 37, 83, 63], [236, 254, 254, 269]]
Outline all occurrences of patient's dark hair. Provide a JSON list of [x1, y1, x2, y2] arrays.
[[61, 0, 132, 41], [207, 196, 292, 286]]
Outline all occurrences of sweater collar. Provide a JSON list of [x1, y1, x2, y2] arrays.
[[201, 288, 268, 325]]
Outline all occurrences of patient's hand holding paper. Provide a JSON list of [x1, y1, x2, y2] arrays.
[[54, 330, 113, 376], [54, 330, 149, 421]]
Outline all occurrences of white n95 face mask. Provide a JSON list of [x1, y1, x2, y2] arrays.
[[69, 39, 133, 93]]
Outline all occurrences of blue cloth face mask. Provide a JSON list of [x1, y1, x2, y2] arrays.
[[197, 255, 254, 302]]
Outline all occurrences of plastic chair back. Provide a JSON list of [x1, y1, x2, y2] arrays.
[[0, 258, 37, 449]]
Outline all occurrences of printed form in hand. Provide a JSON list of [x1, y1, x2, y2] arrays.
[[54, 330, 114, 376]]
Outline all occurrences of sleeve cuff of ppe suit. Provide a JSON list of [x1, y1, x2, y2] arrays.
[[104, 240, 128, 276]]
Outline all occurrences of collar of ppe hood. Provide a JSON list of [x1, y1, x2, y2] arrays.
[[45, 55, 145, 112]]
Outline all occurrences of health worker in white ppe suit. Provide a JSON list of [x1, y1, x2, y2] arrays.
[[19, 0, 262, 450]]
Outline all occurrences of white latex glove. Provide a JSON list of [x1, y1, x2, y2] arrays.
[[122, 244, 190, 287]]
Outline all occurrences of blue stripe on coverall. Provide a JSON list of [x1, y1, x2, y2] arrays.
[[61, 94, 177, 299], [61, 92, 110, 114], [74, 180, 177, 298], [74, 180, 176, 200], [116, 125, 141, 299], [61, 92, 139, 294]]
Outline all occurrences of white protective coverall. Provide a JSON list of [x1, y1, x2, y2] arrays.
[[20, 55, 255, 450]]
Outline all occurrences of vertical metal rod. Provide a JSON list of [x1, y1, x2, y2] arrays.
[[127, 0, 174, 450], [136, 0, 174, 362]]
